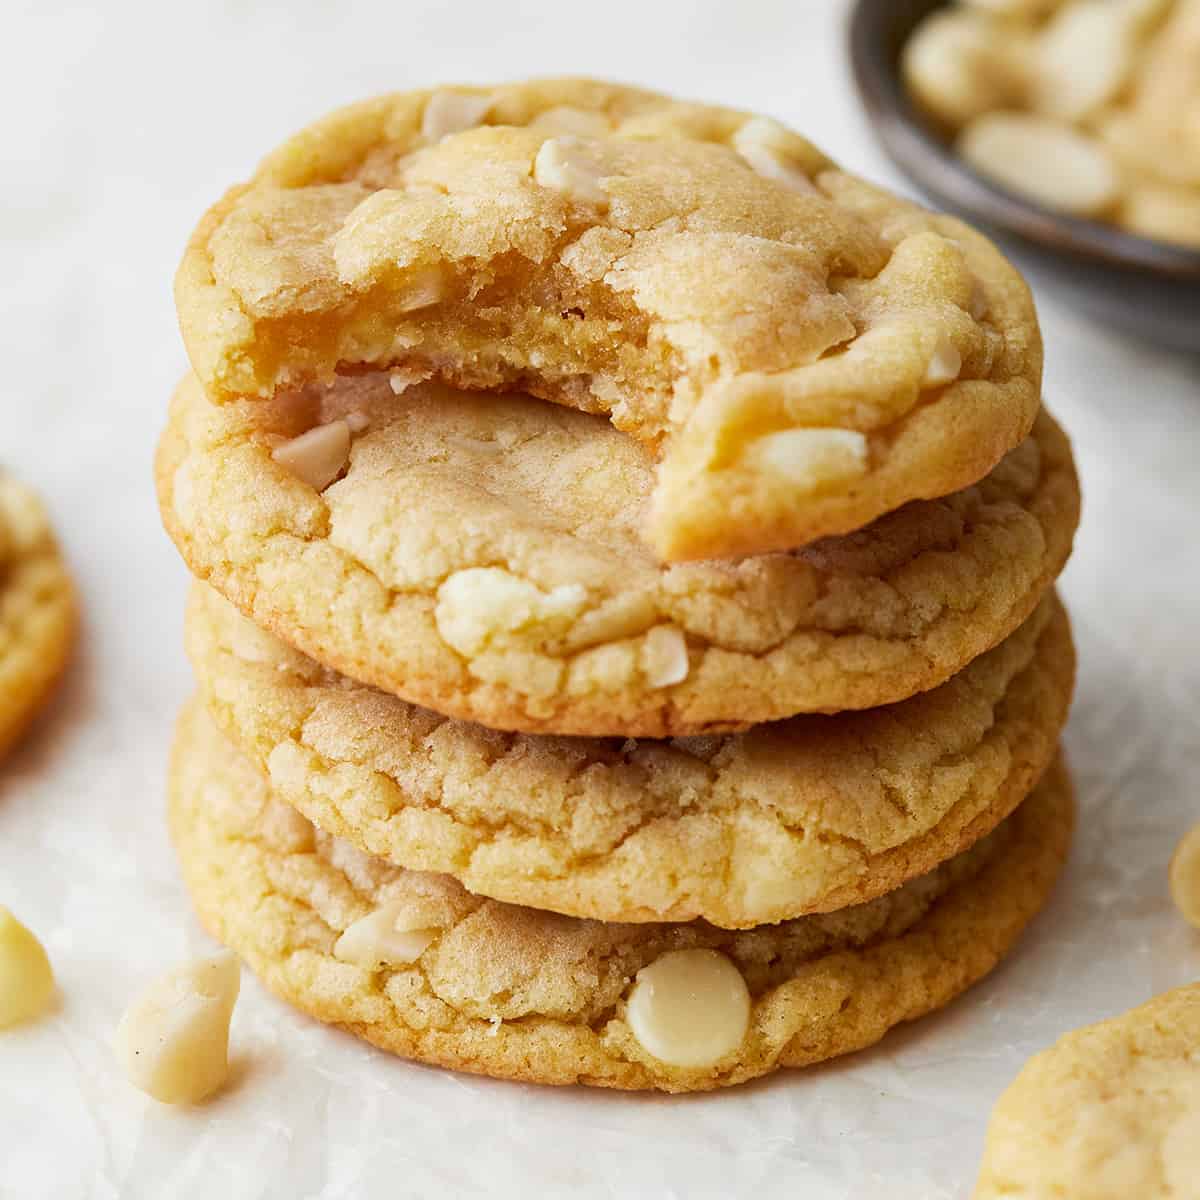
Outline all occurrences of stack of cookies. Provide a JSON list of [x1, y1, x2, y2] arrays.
[[157, 79, 1081, 1093]]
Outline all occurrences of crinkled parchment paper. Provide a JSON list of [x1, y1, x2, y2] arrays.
[[2, 2, 1198, 1196]]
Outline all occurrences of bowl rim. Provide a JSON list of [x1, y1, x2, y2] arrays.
[[848, 0, 1200, 281]]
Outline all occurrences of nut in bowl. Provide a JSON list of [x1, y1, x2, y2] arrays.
[[850, 0, 1200, 351]]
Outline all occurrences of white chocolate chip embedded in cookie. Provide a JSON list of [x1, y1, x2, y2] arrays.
[[746, 427, 869, 490], [394, 265, 447, 313], [733, 117, 818, 194], [115, 952, 240, 1105], [333, 900, 440, 969], [640, 625, 689, 688], [271, 421, 351, 491], [923, 335, 964, 389], [626, 949, 751, 1069], [421, 90, 493, 142], [435, 568, 588, 658], [0, 907, 55, 1028], [533, 136, 609, 206]]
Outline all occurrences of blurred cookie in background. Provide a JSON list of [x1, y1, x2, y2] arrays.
[[974, 983, 1200, 1198], [0, 471, 75, 761]]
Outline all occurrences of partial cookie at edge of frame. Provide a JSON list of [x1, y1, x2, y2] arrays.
[[974, 983, 1200, 1199]]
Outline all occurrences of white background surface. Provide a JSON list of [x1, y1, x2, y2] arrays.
[[2, 2, 1198, 1196]]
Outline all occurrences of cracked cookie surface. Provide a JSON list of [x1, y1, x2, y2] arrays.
[[170, 699, 1073, 1093], [175, 78, 1043, 561], [975, 984, 1200, 1199], [186, 584, 1073, 928], [0, 473, 75, 759], [158, 373, 1077, 737]]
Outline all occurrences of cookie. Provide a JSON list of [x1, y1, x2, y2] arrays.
[[185, 582, 1073, 928], [174, 78, 1043, 561], [0, 473, 75, 759], [169, 699, 1073, 1093], [974, 983, 1200, 1198], [157, 370, 1077, 737]]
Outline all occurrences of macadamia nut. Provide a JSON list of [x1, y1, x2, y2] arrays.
[[116, 952, 241, 1105], [626, 949, 751, 1069]]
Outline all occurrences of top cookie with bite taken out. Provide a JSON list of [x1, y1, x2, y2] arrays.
[[175, 78, 1042, 562]]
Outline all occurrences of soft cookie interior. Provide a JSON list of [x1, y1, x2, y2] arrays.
[[177, 80, 1042, 560]]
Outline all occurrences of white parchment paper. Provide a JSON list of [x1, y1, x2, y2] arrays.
[[2, 2, 1198, 1196]]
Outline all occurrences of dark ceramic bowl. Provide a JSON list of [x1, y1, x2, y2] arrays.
[[849, 0, 1200, 352]]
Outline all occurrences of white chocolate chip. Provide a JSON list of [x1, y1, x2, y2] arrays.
[[958, 113, 1121, 217], [344, 410, 370, 435], [588, 374, 626, 408], [396, 264, 447, 313], [747, 427, 869, 490], [534, 137, 609, 206], [421, 90, 493, 142], [531, 106, 613, 138], [626, 948, 750, 1069], [733, 117, 817, 194], [1170, 825, 1200, 930], [272, 420, 352, 491], [436, 567, 587, 656], [642, 625, 689, 689], [333, 900, 439, 970], [922, 336, 963, 389], [0, 907, 55, 1028], [115, 953, 240, 1105], [388, 366, 433, 395]]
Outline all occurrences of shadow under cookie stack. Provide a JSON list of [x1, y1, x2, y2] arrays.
[[157, 79, 1081, 1093]]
